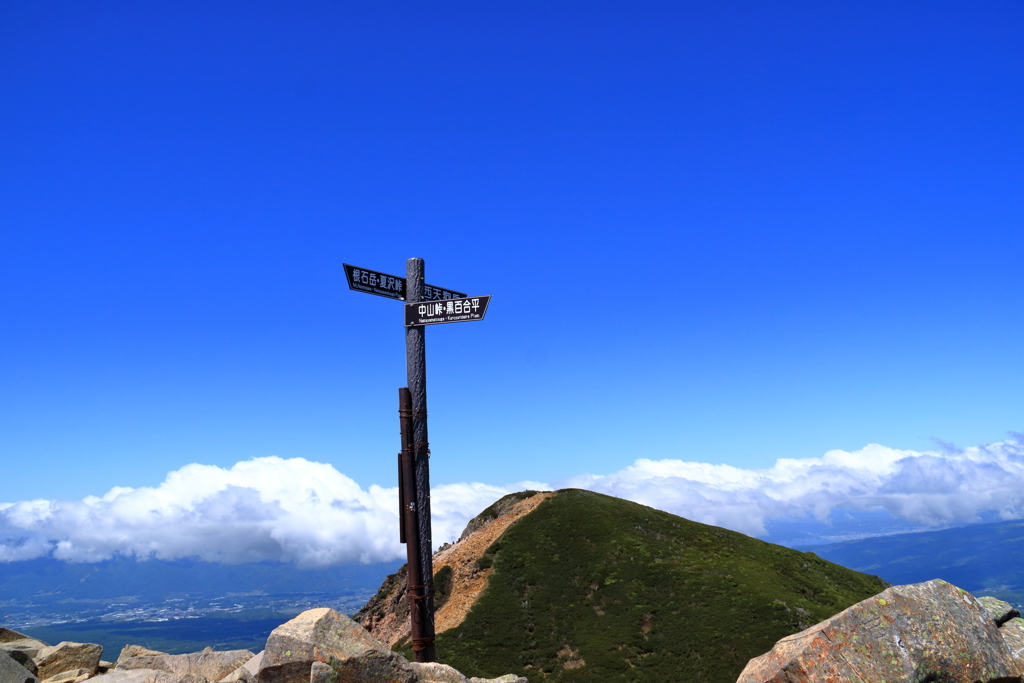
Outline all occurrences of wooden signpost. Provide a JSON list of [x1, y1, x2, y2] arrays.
[[346, 257, 490, 663]]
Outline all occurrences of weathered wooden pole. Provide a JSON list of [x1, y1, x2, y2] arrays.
[[403, 257, 436, 662], [398, 387, 433, 661]]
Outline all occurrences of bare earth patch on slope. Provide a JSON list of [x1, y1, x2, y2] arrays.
[[433, 492, 553, 635], [354, 491, 553, 647]]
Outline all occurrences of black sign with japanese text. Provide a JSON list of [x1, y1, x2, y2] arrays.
[[404, 295, 491, 326], [344, 264, 466, 301]]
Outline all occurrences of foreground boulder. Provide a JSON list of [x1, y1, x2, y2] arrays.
[[257, 608, 524, 683], [0, 628, 49, 663], [258, 608, 413, 683], [978, 597, 1024, 671], [738, 579, 1022, 683], [2, 649, 41, 683], [35, 642, 104, 680], [115, 648, 253, 682]]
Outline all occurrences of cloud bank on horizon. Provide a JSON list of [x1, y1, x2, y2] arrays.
[[2, 436, 1022, 565]]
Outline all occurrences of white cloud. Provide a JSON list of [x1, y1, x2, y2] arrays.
[[2, 437, 1022, 565], [0, 457, 543, 566], [561, 438, 1024, 538]]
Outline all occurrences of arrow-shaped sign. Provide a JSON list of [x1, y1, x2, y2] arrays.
[[404, 296, 491, 326], [344, 263, 466, 301]]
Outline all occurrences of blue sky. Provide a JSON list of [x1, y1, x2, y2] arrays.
[[2, 2, 1023, 557]]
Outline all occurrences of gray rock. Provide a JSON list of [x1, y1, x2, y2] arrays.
[[91, 668, 208, 683], [5, 649, 39, 676], [980, 596, 1023, 627], [241, 654, 261, 680], [217, 668, 254, 683], [1, 650, 41, 683], [218, 652, 263, 683], [738, 579, 1022, 683], [408, 662, 467, 683], [116, 647, 168, 667], [35, 642, 103, 680], [116, 650, 254, 682], [257, 608, 413, 683]]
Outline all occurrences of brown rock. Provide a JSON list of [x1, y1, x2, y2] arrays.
[[36, 642, 103, 680], [0, 629, 40, 644], [42, 667, 92, 683], [116, 650, 254, 682], [116, 647, 169, 667], [1, 637, 50, 661], [307, 662, 335, 683], [738, 579, 1021, 683]]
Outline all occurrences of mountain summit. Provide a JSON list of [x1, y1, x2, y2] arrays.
[[355, 489, 888, 683]]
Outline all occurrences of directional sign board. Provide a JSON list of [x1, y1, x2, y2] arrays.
[[344, 264, 466, 301], [405, 295, 491, 326]]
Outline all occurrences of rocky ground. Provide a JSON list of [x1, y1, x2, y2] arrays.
[[0, 608, 525, 683], [5, 583, 1024, 683]]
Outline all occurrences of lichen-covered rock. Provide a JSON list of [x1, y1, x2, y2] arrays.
[[116, 647, 169, 667], [738, 579, 1021, 683], [35, 642, 103, 680], [1, 650, 41, 683], [980, 596, 1023, 627], [116, 650, 254, 682], [1002, 617, 1024, 670]]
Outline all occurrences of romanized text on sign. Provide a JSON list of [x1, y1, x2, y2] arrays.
[[344, 264, 467, 301], [404, 295, 491, 326]]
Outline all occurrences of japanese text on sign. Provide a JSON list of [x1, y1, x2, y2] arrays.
[[350, 267, 404, 295], [404, 295, 491, 326], [344, 263, 466, 301]]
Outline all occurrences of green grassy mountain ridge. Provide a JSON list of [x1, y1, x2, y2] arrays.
[[368, 489, 888, 683]]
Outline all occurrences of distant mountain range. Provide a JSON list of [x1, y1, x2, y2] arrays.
[[799, 517, 1024, 605]]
